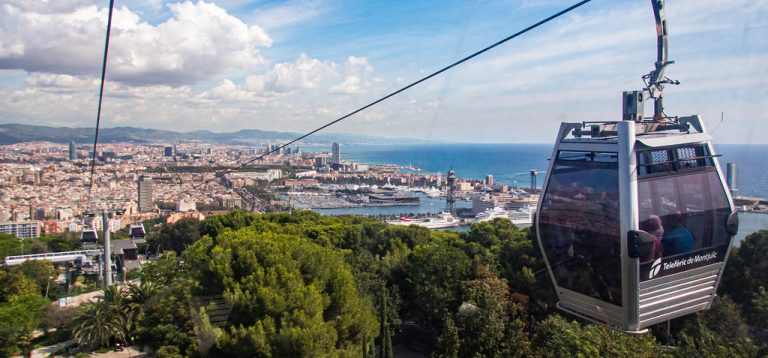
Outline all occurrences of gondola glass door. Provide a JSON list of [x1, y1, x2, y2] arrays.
[[538, 151, 623, 307], [637, 144, 734, 278], [633, 143, 737, 328]]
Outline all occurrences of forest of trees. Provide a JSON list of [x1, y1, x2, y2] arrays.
[[1, 210, 767, 357]]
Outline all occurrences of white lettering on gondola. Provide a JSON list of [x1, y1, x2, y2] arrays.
[[661, 251, 718, 271]]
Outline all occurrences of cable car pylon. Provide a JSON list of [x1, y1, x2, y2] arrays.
[[534, 0, 738, 333]]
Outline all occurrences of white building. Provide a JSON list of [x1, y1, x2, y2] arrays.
[[0, 221, 42, 239], [176, 198, 197, 212]]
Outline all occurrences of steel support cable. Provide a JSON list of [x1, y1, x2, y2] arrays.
[[183, 0, 594, 196], [87, 0, 116, 206]]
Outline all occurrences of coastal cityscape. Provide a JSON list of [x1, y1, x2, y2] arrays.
[[3, 136, 766, 240], [0, 138, 550, 239], [1, 0, 767, 357], [1, 132, 768, 356]]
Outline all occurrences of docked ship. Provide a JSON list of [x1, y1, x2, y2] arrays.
[[474, 206, 534, 228], [386, 212, 461, 229], [507, 206, 534, 228], [425, 187, 442, 198], [474, 207, 509, 222], [367, 191, 420, 206]]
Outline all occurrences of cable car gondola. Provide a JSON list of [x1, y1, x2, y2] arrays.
[[535, 0, 738, 333], [80, 228, 99, 249], [129, 223, 146, 244]]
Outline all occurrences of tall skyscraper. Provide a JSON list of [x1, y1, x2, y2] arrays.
[[485, 174, 494, 186], [164, 146, 174, 157], [69, 141, 76, 160], [138, 175, 153, 212], [332, 142, 341, 164]]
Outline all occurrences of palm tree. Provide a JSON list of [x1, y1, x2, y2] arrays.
[[69, 285, 138, 349], [100, 285, 126, 306], [125, 281, 159, 342], [127, 281, 159, 309], [70, 299, 125, 348]]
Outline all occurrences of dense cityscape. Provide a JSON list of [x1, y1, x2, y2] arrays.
[[0, 139, 544, 240]]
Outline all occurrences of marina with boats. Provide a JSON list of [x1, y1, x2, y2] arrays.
[[294, 169, 541, 229]]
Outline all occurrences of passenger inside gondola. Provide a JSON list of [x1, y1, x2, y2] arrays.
[[662, 212, 694, 255], [639, 215, 664, 262]]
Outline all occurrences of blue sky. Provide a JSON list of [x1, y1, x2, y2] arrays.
[[0, 0, 766, 143]]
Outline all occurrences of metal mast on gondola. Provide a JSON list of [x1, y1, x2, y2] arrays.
[[534, 0, 738, 333]]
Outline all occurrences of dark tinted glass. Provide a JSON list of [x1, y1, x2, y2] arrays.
[[539, 151, 622, 306], [638, 170, 732, 258], [81, 231, 98, 242]]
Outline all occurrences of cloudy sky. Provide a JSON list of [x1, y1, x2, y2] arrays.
[[0, 0, 766, 143]]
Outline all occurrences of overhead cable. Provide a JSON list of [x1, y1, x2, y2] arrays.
[[87, 0, 116, 205], [187, 0, 595, 196]]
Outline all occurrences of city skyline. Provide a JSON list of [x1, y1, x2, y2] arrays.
[[0, 0, 766, 144]]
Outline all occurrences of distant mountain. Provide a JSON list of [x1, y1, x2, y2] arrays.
[[0, 123, 431, 146]]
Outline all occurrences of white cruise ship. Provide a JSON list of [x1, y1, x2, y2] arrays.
[[507, 206, 534, 228], [425, 187, 442, 198], [386, 212, 460, 229], [474, 206, 533, 228], [474, 207, 509, 222]]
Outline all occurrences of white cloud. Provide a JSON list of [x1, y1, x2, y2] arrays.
[[204, 78, 276, 104], [246, 0, 330, 30], [1, 0, 94, 14], [244, 53, 337, 93], [330, 56, 374, 94], [0, 1, 272, 86], [329, 76, 364, 94], [0, 0, 765, 144], [25, 73, 96, 89]]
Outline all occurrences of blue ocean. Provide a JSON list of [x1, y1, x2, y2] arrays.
[[311, 143, 767, 243], [336, 143, 767, 197]]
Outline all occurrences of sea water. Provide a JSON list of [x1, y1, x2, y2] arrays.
[[333, 143, 767, 196], [312, 143, 767, 241]]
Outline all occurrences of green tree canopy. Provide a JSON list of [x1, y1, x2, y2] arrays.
[[676, 296, 759, 357], [0, 269, 39, 302], [404, 237, 472, 322], [11, 260, 56, 296], [134, 277, 199, 355], [140, 251, 183, 286], [531, 315, 663, 357], [102, 211, 768, 356], [0, 294, 49, 357], [41, 232, 82, 252], [0, 234, 21, 259], [722, 230, 768, 330], [183, 228, 378, 357], [157, 217, 201, 254]]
